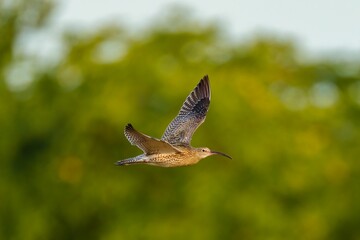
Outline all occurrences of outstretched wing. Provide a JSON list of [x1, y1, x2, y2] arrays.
[[161, 75, 210, 145], [124, 124, 180, 155]]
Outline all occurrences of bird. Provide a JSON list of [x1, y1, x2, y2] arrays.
[[115, 75, 231, 167]]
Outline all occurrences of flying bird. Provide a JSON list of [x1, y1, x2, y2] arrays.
[[116, 75, 231, 167]]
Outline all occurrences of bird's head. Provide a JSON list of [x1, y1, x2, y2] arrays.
[[196, 147, 232, 160]]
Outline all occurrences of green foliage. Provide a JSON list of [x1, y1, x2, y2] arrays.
[[1, 1, 360, 239]]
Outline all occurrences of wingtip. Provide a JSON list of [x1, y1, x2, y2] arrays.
[[200, 75, 209, 86], [199, 75, 210, 99], [125, 123, 134, 130]]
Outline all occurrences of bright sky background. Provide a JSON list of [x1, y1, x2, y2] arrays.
[[20, 0, 358, 63], [54, 0, 360, 54]]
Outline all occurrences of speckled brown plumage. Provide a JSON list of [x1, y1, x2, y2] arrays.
[[116, 75, 231, 167]]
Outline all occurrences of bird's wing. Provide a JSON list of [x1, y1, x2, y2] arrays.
[[161, 75, 210, 145], [124, 124, 180, 155]]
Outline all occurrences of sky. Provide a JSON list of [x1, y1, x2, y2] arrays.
[[53, 0, 360, 54], [20, 0, 359, 63]]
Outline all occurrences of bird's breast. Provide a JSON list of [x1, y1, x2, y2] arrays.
[[146, 151, 201, 167]]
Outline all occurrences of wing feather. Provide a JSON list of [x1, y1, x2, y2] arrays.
[[161, 75, 210, 145], [125, 124, 179, 155]]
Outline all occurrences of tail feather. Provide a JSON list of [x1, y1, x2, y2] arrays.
[[115, 155, 146, 166]]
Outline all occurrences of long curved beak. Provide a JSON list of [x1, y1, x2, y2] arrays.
[[211, 150, 232, 159]]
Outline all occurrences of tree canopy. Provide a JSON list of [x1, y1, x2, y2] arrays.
[[1, 1, 360, 239]]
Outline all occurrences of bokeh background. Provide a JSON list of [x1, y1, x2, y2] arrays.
[[1, 0, 360, 239]]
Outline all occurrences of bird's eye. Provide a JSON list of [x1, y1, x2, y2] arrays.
[[202, 149, 206, 152]]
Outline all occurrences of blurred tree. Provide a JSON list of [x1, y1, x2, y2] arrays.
[[1, 0, 360, 240]]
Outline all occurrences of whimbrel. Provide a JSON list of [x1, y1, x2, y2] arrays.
[[116, 75, 231, 167]]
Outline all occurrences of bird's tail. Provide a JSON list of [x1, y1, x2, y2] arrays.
[[115, 155, 146, 166]]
